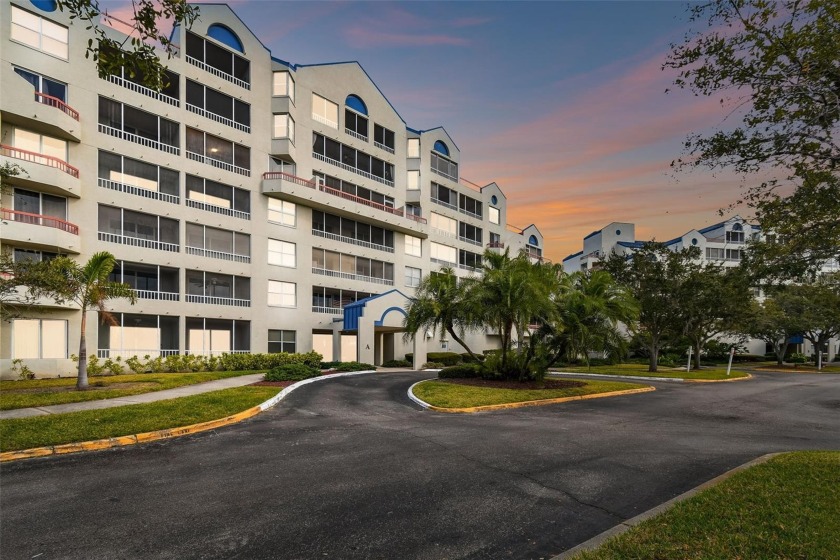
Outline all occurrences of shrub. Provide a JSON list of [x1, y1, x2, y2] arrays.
[[334, 362, 376, 372], [460, 352, 485, 363], [789, 352, 807, 364], [733, 354, 765, 363], [427, 352, 462, 366], [265, 363, 321, 382], [320, 361, 342, 369], [381, 359, 411, 368], [11, 359, 35, 380], [438, 364, 482, 379], [421, 362, 445, 369]]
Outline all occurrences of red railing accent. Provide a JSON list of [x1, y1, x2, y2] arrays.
[[1, 208, 79, 235], [0, 145, 79, 178], [34, 93, 80, 121], [262, 171, 428, 224], [487, 242, 505, 249]]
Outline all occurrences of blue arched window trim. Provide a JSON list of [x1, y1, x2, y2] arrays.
[[345, 95, 367, 115], [732, 222, 743, 231], [30, 0, 57, 12], [528, 235, 539, 247], [433, 140, 450, 156], [207, 24, 244, 53]]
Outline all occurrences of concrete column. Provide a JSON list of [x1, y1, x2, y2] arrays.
[[357, 322, 375, 365], [332, 329, 342, 362], [412, 334, 427, 371]]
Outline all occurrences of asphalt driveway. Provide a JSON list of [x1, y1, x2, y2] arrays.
[[1, 371, 838, 559]]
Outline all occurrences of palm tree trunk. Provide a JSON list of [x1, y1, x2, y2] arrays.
[[77, 309, 89, 390], [446, 326, 480, 364], [648, 341, 659, 373], [694, 341, 702, 370]]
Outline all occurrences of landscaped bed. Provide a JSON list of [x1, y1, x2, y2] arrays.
[[752, 364, 840, 374], [0, 371, 263, 411], [572, 451, 840, 559], [412, 378, 648, 409], [552, 364, 750, 380], [0, 386, 282, 452]]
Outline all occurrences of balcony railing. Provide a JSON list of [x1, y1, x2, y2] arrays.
[[312, 152, 394, 187], [0, 144, 79, 178], [312, 229, 394, 253], [97, 349, 180, 358], [487, 242, 505, 249], [705, 235, 745, 244], [185, 55, 250, 90], [98, 124, 180, 155], [185, 349, 250, 356], [134, 290, 179, 301], [458, 263, 481, 272], [432, 227, 457, 239], [312, 267, 394, 286], [430, 167, 457, 182], [185, 246, 251, 263], [262, 171, 427, 224], [98, 178, 180, 204], [459, 235, 482, 247], [98, 231, 179, 252], [186, 103, 250, 133], [459, 208, 482, 220], [345, 128, 367, 142], [430, 257, 457, 267], [374, 141, 395, 154], [186, 198, 250, 220], [186, 294, 251, 307], [312, 113, 337, 129], [312, 305, 344, 315], [34, 92, 79, 120], [107, 74, 179, 106], [431, 198, 458, 212], [186, 150, 250, 177], [2, 208, 79, 235]]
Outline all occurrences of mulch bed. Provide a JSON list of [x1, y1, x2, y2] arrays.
[[439, 378, 586, 390]]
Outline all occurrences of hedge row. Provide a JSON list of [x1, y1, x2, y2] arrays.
[[78, 351, 323, 375]]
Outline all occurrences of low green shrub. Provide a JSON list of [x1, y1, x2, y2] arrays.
[[264, 363, 321, 382], [381, 359, 411, 368], [422, 362, 445, 369], [334, 362, 376, 372], [438, 364, 482, 379], [733, 354, 766, 363], [11, 359, 35, 381], [427, 352, 462, 366], [460, 353, 485, 363], [789, 352, 807, 364]]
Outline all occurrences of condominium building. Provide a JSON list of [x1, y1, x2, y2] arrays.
[[0, 2, 545, 377]]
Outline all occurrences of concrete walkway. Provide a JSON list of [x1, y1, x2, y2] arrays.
[[0, 374, 265, 420]]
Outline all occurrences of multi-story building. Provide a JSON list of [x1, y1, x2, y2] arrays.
[[0, 2, 545, 377]]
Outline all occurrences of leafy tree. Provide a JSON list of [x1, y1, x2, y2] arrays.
[[58, 0, 198, 92], [0, 254, 73, 322], [666, 0, 840, 277], [777, 275, 840, 368], [403, 267, 481, 363], [743, 296, 804, 365], [604, 244, 699, 372]]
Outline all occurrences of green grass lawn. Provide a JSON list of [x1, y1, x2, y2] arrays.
[[0, 371, 262, 410], [754, 364, 840, 374], [552, 363, 749, 380], [0, 386, 281, 452], [413, 379, 647, 409], [572, 451, 840, 559]]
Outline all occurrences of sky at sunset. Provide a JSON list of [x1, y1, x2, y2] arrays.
[[117, 0, 753, 262]]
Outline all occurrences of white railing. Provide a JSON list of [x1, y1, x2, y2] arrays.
[[311, 267, 394, 286], [134, 290, 179, 301], [185, 349, 250, 356], [186, 198, 250, 220], [98, 178, 180, 204], [312, 152, 394, 187], [459, 208, 482, 220], [97, 349, 180, 358], [185, 246, 251, 263], [431, 167, 458, 182], [312, 305, 343, 315], [186, 150, 250, 176], [186, 294, 251, 307], [345, 128, 367, 142], [312, 113, 337, 129], [98, 231, 179, 252], [459, 235, 482, 247], [432, 228, 457, 239], [98, 124, 180, 155], [431, 198, 458, 212], [186, 103, 250, 133], [374, 141, 395, 154], [185, 55, 250, 90], [107, 74, 179, 106], [458, 263, 481, 272], [312, 229, 394, 253], [430, 257, 457, 267]]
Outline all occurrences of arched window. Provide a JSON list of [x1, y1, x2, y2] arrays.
[[616, 229, 622, 235], [528, 235, 539, 247], [30, 0, 57, 12], [433, 140, 450, 156], [345, 95, 367, 115], [207, 24, 244, 53], [732, 222, 743, 231]]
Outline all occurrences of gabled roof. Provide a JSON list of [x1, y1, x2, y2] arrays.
[[562, 251, 583, 262], [344, 289, 412, 309], [583, 230, 600, 240], [616, 241, 646, 249]]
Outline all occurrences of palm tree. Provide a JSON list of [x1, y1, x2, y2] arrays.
[[52, 252, 136, 389], [403, 267, 481, 362]]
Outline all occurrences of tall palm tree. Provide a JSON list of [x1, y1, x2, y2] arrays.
[[403, 267, 481, 362], [52, 252, 136, 389]]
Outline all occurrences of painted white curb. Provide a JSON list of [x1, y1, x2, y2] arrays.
[[257, 369, 378, 411], [407, 379, 438, 409]]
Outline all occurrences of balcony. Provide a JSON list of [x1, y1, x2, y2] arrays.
[[312, 267, 394, 286], [98, 178, 180, 205], [312, 229, 394, 254], [1, 65, 81, 141], [1, 208, 81, 253], [99, 124, 179, 155], [133, 290, 179, 301], [0, 145, 80, 197], [185, 246, 251, 263], [98, 232, 179, 253], [312, 152, 394, 188], [186, 103, 250, 133], [185, 294, 251, 307], [186, 151, 250, 177], [98, 349, 180, 359], [487, 242, 505, 249], [186, 55, 250, 90], [262, 172, 428, 236], [107, 74, 179, 107], [459, 235, 482, 247], [312, 305, 344, 315]]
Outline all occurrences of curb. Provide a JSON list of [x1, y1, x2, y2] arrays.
[[407, 381, 656, 413], [549, 372, 753, 383], [549, 452, 783, 559], [0, 369, 377, 463]]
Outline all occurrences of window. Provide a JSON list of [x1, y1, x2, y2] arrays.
[[430, 152, 458, 182], [345, 108, 368, 139], [312, 287, 375, 312], [312, 210, 394, 251], [14, 248, 58, 262], [489, 206, 500, 225], [186, 270, 250, 304], [268, 198, 296, 227], [268, 330, 296, 353], [312, 133, 394, 186], [272, 72, 295, 101], [431, 242, 457, 264], [311, 249, 394, 283], [13, 188, 66, 220], [726, 248, 743, 261], [110, 261, 178, 295], [405, 235, 422, 257], [185, 223, 250, 261], [431, 183, 456, 209], [185, 31, 250, 87], [405, 266, 421, 288], [459, 194, 483, 219], [312, 172, 395, 208], [374, 124, 395, 152], [14, 67, 66, 102], [726, 230, 745, 243], [312, 93, 338, 128], [99, 151, 179, 198], [13, 128, 66, 160], [430, 212, 457, 237], [100, 44, 179, 101], [11, 6, 68, 59], [405, 203, 421, 217], [186, 317, 250, 355], [13, 319, 67, 359], [273, 114, 295, 143], [489, 232, 502, 247], [269, 157, 296, 176], [407, 138, 420, 158], [268, 238, 296, 267], [459, 222, 483, 245], [98, 98, 179, 152], [185, 175, 249, 217], [459, 249, 482, 270], [407, 170, 420, 191], [186, 127, 250, 175], [186, 79, 250, 131], [268, 281, 296, 307], [98, 313, 178, 357], [98, 205, 179, 248]]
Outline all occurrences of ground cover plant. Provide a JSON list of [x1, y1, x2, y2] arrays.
[[0, 371, 259, 410], [264, 364, 320, 382], [552, 364, 750, 381], [572, 451, 840, 559], [0, 386, 281, 452]]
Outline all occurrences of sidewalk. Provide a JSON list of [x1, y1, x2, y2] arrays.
[[0, 374, 265, 420]]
